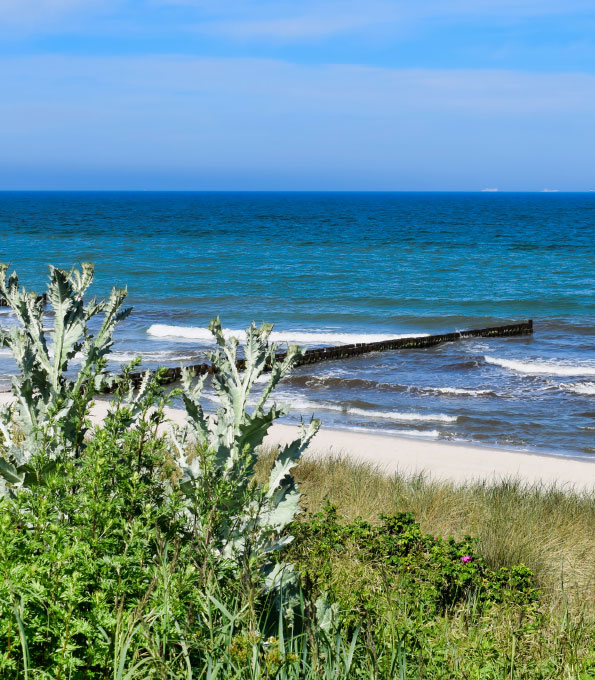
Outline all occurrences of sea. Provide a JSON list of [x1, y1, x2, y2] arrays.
[[0, 191, 594, 459]]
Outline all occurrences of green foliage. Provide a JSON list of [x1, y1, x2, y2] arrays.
[[286, 502, 538, 619], [0, 263, 131, 494]]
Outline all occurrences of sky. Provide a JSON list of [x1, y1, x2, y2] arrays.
[[1, 1, 594, 191]]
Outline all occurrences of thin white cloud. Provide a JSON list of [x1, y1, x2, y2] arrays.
[[4, 55, 594, 113], [186, 0, 595, 41], [1, 0, 593, 40], [199, 14, 383, 40], [189, 1, 400, 40], [0, 0, 110, 32]]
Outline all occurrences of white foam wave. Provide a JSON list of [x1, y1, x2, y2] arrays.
[[347, 408, 456, 423], [202, 392, 456, 424], [147, 324, 428, 346], [421, 386, 493, 397], [343, 426, 442, 439], [62, 349, 203, 365], [485, 356, 595, 377], [109, 350, 202, 364], [562, 382, 595, 396], [276, 397, 456, 423]]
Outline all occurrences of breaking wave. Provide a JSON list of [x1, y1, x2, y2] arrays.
[[109, 350, 204, 364], [562, 382, 595, 396], [66, 349, 204, 365], [485, 356, 595, 377], [202, 392, 456, 423], [147, 324, 428, 346], [342, 426, 442, 439], [284, 375, 494, 397], [272, 397, 457, 423], [418, 386, 495, 397]]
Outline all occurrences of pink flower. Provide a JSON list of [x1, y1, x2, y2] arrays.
[[461, 555, 472, 564]]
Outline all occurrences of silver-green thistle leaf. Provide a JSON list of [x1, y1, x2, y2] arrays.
[[173, 319, 320, 599], [0, 263, 130, 493]]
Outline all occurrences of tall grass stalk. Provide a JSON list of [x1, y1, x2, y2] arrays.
[[257, 450, 595, 611]]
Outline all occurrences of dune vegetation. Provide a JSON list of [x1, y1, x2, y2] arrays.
[[0, 264, 593, 679]]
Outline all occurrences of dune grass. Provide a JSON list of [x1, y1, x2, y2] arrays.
[[254, 450, 595, 678], [257, 449, 595, 614]]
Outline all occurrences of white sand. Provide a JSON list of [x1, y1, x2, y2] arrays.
[[265, 423, 595, 491], [3, 394, 594, 491]]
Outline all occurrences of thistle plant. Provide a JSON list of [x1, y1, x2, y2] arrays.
[[0, 263, 131, 494], [171, 318, 320, 602]]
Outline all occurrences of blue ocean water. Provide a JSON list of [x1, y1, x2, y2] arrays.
[[0, 191, 594, 458]]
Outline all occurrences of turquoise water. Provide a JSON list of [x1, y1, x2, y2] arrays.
[[1, 191, 594, 457]]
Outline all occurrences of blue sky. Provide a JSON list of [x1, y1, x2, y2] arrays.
[[1, 1, 594, 190]]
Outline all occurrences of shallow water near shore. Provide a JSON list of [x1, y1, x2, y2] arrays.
[[0, 191, 594, 458]]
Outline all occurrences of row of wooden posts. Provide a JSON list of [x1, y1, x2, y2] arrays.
[[124, 320, 533, 389], [0, 294, 531, 389]]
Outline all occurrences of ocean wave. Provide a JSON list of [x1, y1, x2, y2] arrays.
[[561, 382, 595, 396], [288, 375, 495, 398], [484, 356, 595, 377], [345, 408, 456, 423], [62, 349, 204, 365], [202, 391, 456, 423], [285, 375, 407, 392], [147, 324, 428, 346], [274, 397, 457, 423], [417, 386, 495, 397], [109, 350, 203, 364], [341, 426, 442, 439]]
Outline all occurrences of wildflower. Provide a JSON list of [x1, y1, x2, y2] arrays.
[[461, 555, 472, 564]]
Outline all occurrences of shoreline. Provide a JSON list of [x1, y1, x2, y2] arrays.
[[264, 422, 595, 491], [2, 393, 593, 491], [313, 423, 595, 464], [92, 398, 594, 491]]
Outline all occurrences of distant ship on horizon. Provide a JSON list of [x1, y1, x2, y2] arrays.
[[541, 188, 560, 192], [481, 188, 499, 192]]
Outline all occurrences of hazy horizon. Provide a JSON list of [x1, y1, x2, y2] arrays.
[[1, 189, 593, 194]]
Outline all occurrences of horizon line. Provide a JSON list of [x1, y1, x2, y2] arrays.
[[1, 189, 594, 194]]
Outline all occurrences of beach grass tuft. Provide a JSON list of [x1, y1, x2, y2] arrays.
[[257, 449, 595, 612]]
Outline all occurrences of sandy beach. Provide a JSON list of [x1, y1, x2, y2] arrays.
[[2, 393, 593, 490], [84, 398, 594, 491], [265, 422, 595, 491]]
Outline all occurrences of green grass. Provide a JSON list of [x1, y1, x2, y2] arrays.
[[259, 449, 595, 678], [271, 451, 595, 611]]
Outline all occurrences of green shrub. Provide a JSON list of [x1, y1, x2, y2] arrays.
[[286, 502, 538, 620], [171, 318, 320, 611], [0, 262, 130, 494]]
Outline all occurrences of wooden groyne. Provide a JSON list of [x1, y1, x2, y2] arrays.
[[124, 320, 533, 389]]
